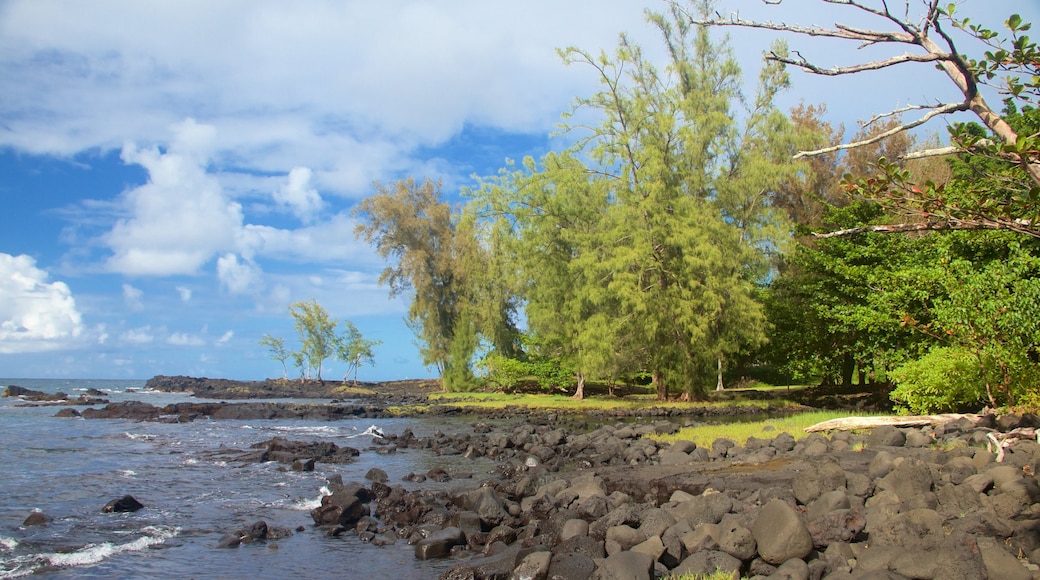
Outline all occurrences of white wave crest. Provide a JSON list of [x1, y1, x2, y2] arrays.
[[0, 537, 17, 551], [0, 526, 178, 578]]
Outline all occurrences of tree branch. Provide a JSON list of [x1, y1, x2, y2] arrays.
[[811, 219, 1040, 239], [770, 50, 944, 76], [794, 101, 969, 158]]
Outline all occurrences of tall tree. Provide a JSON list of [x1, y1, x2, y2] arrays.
[[552, 1, 787, 398], [289, 299, 338, 383], [355, 178, 517, 390]]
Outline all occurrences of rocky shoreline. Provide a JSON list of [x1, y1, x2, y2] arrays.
[[12, 377, 1040, 578], [195, 410, 1040, 579]]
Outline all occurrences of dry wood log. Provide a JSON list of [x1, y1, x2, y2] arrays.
[[804, 414, 979, 433]]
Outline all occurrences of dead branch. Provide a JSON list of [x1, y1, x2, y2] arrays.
[[804, 413, 978, 432], [793, 101, 969, 159], [810, 219, 1040, 239], [772, 50, 944, 76]]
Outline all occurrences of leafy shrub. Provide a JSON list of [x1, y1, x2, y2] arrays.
[[889, 347, 986, 413], [478, 354, 574, 392]]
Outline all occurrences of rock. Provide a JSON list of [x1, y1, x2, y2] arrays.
[[768, 557, 809, 580], [869, 508, 945, 551], [792, 461, 846, 505], [717, 520, 756, 561], [668, 491, 733, 526], [978, 536, 1033, 580], [22, 511, 50, 526], [875, 458, 933, 502], [442, 544, 521, 580], [546, 551, 596, 580], [414, 526, 465, 560], [560, 519, 589, 541], [807, 490, 851, 522], [365, 467, 388, 483], [217, 520, 269, 548], [455, 486, 509, 527], [593, 550, 653, 580], [751, 499, 812, 565], [807, 508, 865, 548], [102, 495, 144, 513], [866, 425, 906, 447], [605, 524, 646, 556], [629, 535, 665, 562], [671, 550, 742, 578], [512, 550, 551, 580]]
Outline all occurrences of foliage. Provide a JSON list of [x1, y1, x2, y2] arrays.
[[477, 353, 575, 393], [334, 321, 381, 385], [355, 178, 520, 391], [889, 347, 987, 414], [258, 334, 290, 381], [288, 299, 339, 382], [262, 300, 379, 384]]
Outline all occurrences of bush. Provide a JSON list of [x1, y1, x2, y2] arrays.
[[889, 347, 986, 413], [478, 354, 574, 392]]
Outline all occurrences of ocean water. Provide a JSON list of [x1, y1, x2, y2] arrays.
[[0, 379, 501, 579]]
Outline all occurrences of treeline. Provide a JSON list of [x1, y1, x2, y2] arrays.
[[354, 2, 1040, 412]]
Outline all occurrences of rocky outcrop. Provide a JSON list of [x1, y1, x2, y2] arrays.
[[294, 414, 1040, 580]]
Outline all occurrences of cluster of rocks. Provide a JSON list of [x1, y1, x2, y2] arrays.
[[305, 415, 1040, 580], [3, 385, 109, 406], [56, 400, 390, 422], [206, 436, 362, 471]]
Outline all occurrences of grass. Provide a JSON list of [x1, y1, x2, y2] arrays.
[[650, 410, 878, 448], [664, 571, 743, 580], [425, 390, 803, 413]]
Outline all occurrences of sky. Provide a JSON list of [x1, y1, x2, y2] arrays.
[[1, 0, 1036, 381]]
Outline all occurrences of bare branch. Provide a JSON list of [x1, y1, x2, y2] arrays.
[[899, 146, 960, 160], [812, 220, 1040, 239], [772, 50, 944, 76], [794, 101, 969, 158]]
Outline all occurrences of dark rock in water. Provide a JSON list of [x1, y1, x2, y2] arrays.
[[102, 495, 144, 513], [84, 388, 106, 397], [365, 467, 388, 483], [217, 520, 272, 548], [22, 511, 50, 526], [54, 408, 81, 418]]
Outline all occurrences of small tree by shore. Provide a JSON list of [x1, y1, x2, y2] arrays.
[[259, 299, 381, 384]]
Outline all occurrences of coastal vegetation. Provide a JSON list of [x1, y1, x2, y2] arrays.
[[260, 299, 381, 384], [351, 1, 1040, 413]]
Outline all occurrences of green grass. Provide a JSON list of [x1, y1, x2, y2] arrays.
[[650, 410, 876, 448], [426, 391, 800, 413]]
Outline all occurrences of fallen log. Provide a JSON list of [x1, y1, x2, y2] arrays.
[[804, 414, 979, 433]]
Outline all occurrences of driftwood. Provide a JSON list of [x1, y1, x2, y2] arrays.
[[987, 428, 1040, 463], [804, 414, 980, 433]]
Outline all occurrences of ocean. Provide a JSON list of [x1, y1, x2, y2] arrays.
[[0, 379, 500, 579]]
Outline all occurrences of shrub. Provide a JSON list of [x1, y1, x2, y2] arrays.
[[889, 347, 986, 413]]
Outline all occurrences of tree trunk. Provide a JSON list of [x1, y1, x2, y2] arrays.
[[840, 352, 855, 387], [716, 356, 724, 391], [653, 369, 667, 401], [572, 371, 586, 400], [857, 363, 866, 387]]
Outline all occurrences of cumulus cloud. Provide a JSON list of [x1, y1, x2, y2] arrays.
[[274, 167, 323, 223], [0, 253, 85, 353], [216, 253, 263, 294], [122, 284, 144, 311], [176, 286, 192, 302], [216, 330, 234, 345], [104, 119, 244, 276], [168, 332, 205, 346], [121, 326, 155, 344]]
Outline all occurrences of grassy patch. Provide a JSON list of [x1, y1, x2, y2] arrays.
[[427, 391, 799, 413], [651, 410, 875, 448]]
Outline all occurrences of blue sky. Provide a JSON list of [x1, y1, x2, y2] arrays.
[[1, 1, 1035, 381]]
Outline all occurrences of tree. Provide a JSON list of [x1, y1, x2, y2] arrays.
[[355, 178, 517, 390], [259, 334, 291, 381], [685, 2, 1040, 237], [335, 321, 381, 385], [289, 299, 338, 383]]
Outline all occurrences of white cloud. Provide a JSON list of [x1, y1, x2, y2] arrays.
[[168, 332, 205, 346], [176, 286, 192, 302], [216, 253, 263, 295], [122, 283, 144, 311], [121, 326, 155, 344], [216, 330, 234, 345], [103, 119, 244, 276], [274, 167, 323, 223], [0, 253, 85, 353]]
